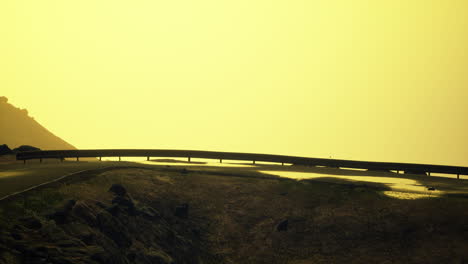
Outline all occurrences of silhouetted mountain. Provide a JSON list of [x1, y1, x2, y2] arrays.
[[0, 144, 13, 155], [0, 96, 76, 150]]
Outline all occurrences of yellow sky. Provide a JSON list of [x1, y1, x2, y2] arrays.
[[1, 0, 468, 166]]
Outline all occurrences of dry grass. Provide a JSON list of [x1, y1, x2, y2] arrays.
[[49, 166, 468, 264], [1, 164, 468, 263]]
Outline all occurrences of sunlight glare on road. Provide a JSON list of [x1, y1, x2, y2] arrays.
[[260, 170, 443, 198], [383, 191, 439, 200], [0, 171, 27, 179]]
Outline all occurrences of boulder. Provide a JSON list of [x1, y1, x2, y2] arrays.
[[111, 196, 136, 215], [276, 219, 288, 232], [109, 184, 127, 197]]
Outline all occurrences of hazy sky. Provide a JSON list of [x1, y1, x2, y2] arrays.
[[1, 0, 468, 166]]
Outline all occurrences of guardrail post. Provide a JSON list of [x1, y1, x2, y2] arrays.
[[39, 158, 42, 163], [119, 156, 121, 161], [428, 172, 431, 176], [147, 156, 149, 161], [99, 157, 102, 161], [23, 160, 26, 165], [188, 157, 191, 162], [76, 157, 79, 162], [253, 160, 256, 164], [458, 174, 460, 179], [282, 162, 284, 166], [220, 159, 222, 163]]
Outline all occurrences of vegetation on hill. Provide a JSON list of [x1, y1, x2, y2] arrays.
[[12, 145, 41, 153]]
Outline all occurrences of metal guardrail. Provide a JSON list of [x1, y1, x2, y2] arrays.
[[16, 149, 468, 178]]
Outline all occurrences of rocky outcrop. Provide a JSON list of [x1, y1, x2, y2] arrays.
[[0, 184, 204, 264]]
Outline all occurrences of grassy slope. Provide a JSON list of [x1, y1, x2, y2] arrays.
[[0, 163, 467, 263], [0, 161, 136, 199]]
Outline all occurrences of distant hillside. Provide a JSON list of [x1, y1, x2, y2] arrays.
[[0, 96, 76, 150]]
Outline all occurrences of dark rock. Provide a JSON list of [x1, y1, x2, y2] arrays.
[[72, 201, 97, 225], [112, 196, 134, 208], [428, 187, 436, 191], [0, 144, 13, 155], [63, 200, 77, 211], [48, 211, 69, 225], [19, 216, 42, 230], [47, 200, 76, 225], [109, 184, 127, 197], [96, 211, 132, 248], [277, 219, 288, 232], [106, 204, 124, 217], [111, 196, 136, 215], [174, 203, 189, 218], [106, 204, 122, 216]]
